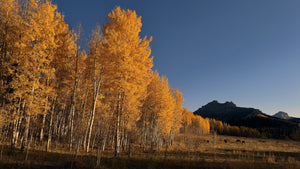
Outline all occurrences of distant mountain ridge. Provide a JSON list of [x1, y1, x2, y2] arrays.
[[194, 100, 299, 139], [194, 100, 265, 121], [273, 111, 300, 123]]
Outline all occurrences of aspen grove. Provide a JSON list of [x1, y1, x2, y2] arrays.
[[0, 0, 211, 159]]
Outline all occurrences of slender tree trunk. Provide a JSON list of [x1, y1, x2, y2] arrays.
[[57, 111, 63, 137], [81, 87, 90, 150], [83, 117, 89, 150], [47, 98, 55, 152], [21, 82, 35, 152], [68, 82, 77, 150], [96, 127, 103, 167], [15, 117, 22, 146], [69, 59, 79, 151], [121, 130, 127, 151], [100, 124, 109, 151], [69, 83, 78, 151], [21, 115, 30, 152], [169, 127, 174, 146], [53, 113, 58, 136], [141, 119, 147, 151], [11, 100, 23, 150], [46, 112, 53, 152], [114, 92, 123, 158], [114, 111, 120, 158], [25, 134, 33, 161], [151, 120, 157, 152], [69, 104, 75, 151], [91, 130, 98, 152], [69, 75, 79, 151], [40, 113, 46, 143], [86, 60, 103, 152], [86, 83, 101, 152], [11, 119, 18, 150], [114, 126, 120, 158], [40, 95, 48, 143], [69, 24, 81, 151], [102, 133, 107, 151]]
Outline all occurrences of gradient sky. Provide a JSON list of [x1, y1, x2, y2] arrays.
[[52, 0, 300, 117]]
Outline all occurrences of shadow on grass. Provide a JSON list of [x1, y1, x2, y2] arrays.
[[0, 145, 298, 169]]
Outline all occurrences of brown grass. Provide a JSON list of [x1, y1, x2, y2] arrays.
[[0, 134, 299, 169]]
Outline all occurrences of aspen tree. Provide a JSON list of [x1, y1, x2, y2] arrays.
[[0, 0, 19, 104], [1, 0, 66, 151], [0, 0, 23, 149], [140, 72, 160, 150], [68, 24, 81, 150], [102, 7, 153, 157], [83, 25, 105, 152], [47, 10, 77, 151], [190, 115, 210, 135], [158, 76, 175, 139], [182, 108, 193, 133], [170, 88, 184, 144], [9, 0, 59, 152], [141, 72, 175, 151]]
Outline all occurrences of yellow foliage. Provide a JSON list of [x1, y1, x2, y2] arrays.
[[171, 89, 184, 134], [189, 115, 210, 135], [141, 72, 175, 139], [182, 108, 193, 130], [102, 6, 153, 131]]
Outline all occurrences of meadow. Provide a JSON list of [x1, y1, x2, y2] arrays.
[[0, 134, 299, 169]]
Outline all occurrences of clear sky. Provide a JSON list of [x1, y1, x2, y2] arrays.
[[52, 0, 300, 117]]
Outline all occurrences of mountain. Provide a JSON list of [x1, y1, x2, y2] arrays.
[[194, 100, 265, 121], [273, 111, 290, 120], [194, 100, 299, 138], [272, 111, 300, 123]]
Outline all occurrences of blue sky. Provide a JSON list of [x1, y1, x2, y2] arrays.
[[52, 0, 300, 117]]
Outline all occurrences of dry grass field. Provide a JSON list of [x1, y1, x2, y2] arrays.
[[0, 134, 299, 169]]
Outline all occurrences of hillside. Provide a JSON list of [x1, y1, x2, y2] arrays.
[[194, 101, 299, 138], [193, 100, 263, 120], [290, 117, 300, 123]]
